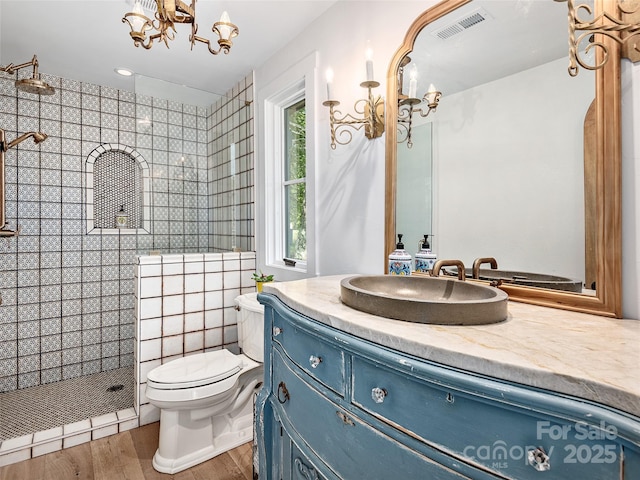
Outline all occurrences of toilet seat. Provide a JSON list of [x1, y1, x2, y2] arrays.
[[147, 350, 242, 390]]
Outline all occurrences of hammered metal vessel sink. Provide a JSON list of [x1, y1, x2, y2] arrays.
[[340, 275, 508, 325]]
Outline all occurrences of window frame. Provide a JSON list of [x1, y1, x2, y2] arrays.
[[257, 52, 318, 281]]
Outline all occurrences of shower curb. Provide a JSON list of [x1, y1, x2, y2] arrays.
[[0, 408, 138, 467]]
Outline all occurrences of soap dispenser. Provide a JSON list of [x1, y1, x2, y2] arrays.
[[415, 234, 437, 273], [388, 234, 412, 276]]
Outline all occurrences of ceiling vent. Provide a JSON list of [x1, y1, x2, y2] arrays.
[[432, 8, 492, 40], [125, 0, 157, 14]]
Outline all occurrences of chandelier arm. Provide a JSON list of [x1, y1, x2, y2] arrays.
[[191, 35, 226, 55]]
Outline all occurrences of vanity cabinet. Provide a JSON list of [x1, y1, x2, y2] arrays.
[[256, 294, 640, 480]]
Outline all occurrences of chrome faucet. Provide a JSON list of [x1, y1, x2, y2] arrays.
[[472, 257, 498, 279], [431, 259, 466, 281]]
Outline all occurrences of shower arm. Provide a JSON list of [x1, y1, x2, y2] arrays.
[[0, 55, 40, 77]]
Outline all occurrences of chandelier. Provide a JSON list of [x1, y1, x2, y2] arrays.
[[122, 0, 239, 55]]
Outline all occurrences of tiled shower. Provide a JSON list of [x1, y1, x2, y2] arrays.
[[0, 66, 255, 462]]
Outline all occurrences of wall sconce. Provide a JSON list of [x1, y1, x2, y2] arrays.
[[557, 0, 640, 76], [122, 0, 238, 55], [396, 59, 442, 148], [323, 49, 385, 149]]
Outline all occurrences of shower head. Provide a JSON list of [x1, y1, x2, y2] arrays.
[[15, 77, 55, 96], [3, 131, 48, 151], [0, 55, 55, 96], [32, 132, 48, 144]]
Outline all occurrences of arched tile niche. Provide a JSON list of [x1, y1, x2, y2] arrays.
[[85, 144, 150, 234]]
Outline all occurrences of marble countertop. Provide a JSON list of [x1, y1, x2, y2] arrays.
[[262, 275, 640, 418]]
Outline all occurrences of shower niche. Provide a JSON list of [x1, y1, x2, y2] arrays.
[[85, 144, 151, 234]]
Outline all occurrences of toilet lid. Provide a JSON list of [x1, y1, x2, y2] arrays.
[[147, 350, 242, 390]]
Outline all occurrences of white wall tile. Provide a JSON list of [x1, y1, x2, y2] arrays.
[[185, 331, 204, 353], [205, 290, 224, 310], [205, 328, 223, 349], [223, 270, 241, 289], [223, 288, 241, 308], [184, 292, 204, 313], [184, 312, 204, 332], [162, 335, 183, 357], [140, 317, 162, 340], [139, 359, 161, 383], [139, 338, 161, 361], [205, 309, 224, 329], [185, 273, 204, 293], [163, 314, 184, 336], [205, 272, 223, 291], [163, 274, 184, 296], [139, 403, 160, 426], [163, 294, 184, 316], [139, 276, 162, 298], [139, 297, 162, 319]]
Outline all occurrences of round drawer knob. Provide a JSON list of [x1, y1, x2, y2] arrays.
[[309, 355, 322, 368], [371, 387, 387, 404], [273, 326, 283, 337], [527, 447, 550, 472]]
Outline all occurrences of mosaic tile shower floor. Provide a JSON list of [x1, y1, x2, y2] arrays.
[[0, 367, 134, 441]]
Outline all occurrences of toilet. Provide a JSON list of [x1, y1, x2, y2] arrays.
[[146, 293, 264, 474]]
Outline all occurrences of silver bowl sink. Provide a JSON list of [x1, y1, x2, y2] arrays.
[[340, 275, 508, 325]]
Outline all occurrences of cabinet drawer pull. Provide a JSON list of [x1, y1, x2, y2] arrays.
[[277, 381, 290, 404], [371, 387, 388, 404], [309, 355, 322, 368], [273, 326, 283, 337], [527, 447, 550, 472], [336, 411, 355, 426]]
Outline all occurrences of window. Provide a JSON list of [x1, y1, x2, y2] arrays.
[[283, 99, 306, 263], [257, 51, 317, 280]]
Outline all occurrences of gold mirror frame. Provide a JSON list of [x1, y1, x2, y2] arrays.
[[384, 0, 622, 318]]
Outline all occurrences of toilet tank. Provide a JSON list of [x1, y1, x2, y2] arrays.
[[235, 293, 264, 362]]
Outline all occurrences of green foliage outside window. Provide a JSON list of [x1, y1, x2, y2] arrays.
[[284, 101, 306, 262]]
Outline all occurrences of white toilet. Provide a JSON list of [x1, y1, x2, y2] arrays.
[[146, 293, 264, 474]]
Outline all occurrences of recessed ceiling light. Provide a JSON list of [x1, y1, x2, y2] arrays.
[[115, 68, 134, 77]]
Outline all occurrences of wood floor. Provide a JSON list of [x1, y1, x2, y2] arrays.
[[0, 422, 254, 480]]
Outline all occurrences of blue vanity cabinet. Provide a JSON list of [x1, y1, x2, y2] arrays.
[[256, 294, 640, 480]]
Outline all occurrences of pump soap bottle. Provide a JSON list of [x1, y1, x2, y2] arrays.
[[415, 234, 437, 273], [389, 234, 412, 276]]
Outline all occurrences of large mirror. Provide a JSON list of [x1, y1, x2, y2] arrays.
[[385, 0, 621, 317]]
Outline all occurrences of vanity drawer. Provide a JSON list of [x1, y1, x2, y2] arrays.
[[351, 356, 622, 480], [272, 309, 345, 396], [272, 349, 474, 480]]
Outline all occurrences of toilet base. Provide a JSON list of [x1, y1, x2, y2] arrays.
[[152, 411, 254, 474]]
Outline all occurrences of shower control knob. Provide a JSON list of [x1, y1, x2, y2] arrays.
[[371, 387, 387, 404], [309, 355, 322, 368]]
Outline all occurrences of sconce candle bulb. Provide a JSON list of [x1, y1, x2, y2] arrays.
[[325, 68, 335, 100], [365, 48, 374, 81], [408, 66, 418, 99]]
